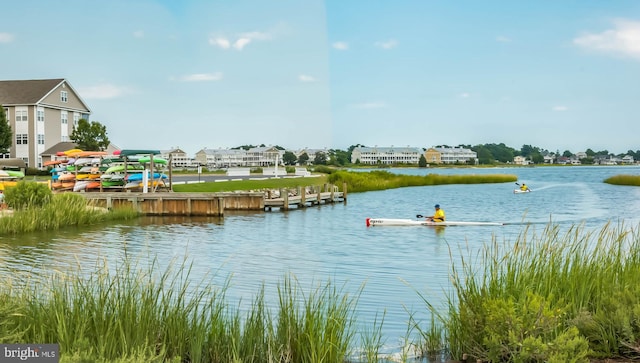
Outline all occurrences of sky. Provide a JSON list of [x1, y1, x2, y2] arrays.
[[1, 0, 639, 156]]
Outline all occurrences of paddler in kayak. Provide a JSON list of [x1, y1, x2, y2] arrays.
[[520, 183, 531, 192], [426, 204, 446, 222]]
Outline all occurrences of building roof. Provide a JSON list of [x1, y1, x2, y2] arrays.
[[0, 78, 66, 105], [41, 141, 79, 156]]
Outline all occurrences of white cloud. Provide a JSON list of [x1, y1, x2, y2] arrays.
[[209, 37, 231, 49], [496, 35, 512, 43], [0, 32, 14, 43], [573, 19, 640, 59], [78, 84, 132, 100], [352, 102, 387, 109], [552, 106, 568, 112], [133, 30, 144, 39], [332, 41, 349, 50], [374, 39, 398, 49], [233, 38, 251, 50], [174, 72, 223, 82], [298, 74, 316, 82], [209, 30, 273, 51]]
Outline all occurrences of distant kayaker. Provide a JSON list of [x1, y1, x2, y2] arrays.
[[427, 204, 446, 222], [520, 183, 531, 191]]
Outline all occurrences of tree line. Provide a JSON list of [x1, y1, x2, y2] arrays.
[[1, 107, 636, 166]]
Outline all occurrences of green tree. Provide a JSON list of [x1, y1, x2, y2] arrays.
[[313, 152, 327, 165], [531, 152, 544, 164], [562, 150, 573, 157], [418, 154, 427, 167], [328, 149, 349, 166], [70, 119, 110, 151], [298, 152, 309, 165], [585, 148, 596, 157], [282, 151, 297, 165], [0, 106, 11, 154]]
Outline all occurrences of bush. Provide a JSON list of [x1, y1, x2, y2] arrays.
[[3, 181, 53, 210], [312, 165, 336, 174]]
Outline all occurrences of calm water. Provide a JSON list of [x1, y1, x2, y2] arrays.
[[2, 166, 640, 356]]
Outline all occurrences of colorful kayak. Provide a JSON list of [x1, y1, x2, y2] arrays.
[[126, 172, 167, 181], [365, 218, 504, 227]]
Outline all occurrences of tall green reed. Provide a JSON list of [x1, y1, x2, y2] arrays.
[[421, 222, 640, 362], [328, 170, 517, 193], [0, 256, 363, 362]]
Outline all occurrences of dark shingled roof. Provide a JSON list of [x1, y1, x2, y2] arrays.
[[41, 142, 79, 156], [0, 78, 65, 105]]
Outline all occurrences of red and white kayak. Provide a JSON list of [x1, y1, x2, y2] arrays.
[[365, 218, 504, 227]]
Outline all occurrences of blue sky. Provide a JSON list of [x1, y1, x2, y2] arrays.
[[2, 1, 639, 156]]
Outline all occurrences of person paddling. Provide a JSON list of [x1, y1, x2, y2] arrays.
[[520, 183, 531, 192], [427, 204, 446, 222]]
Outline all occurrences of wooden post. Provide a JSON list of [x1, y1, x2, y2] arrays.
[[297, 186, 304, 208], [283, 189, 289, 210], [316, 185, 321, 205], [343, 182, 348, 204], [217, 197, 224, 216]]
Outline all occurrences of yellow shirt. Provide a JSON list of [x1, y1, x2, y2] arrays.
[[432, 209, 445, 222]]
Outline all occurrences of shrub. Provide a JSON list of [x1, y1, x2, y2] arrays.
[[3, 181, 53, 210]]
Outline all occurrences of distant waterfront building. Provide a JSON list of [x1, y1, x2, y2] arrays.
[[513, 155, 529, 165], [159, 148, 195, 169], [350, 146, 422, 165], [425, 146, 477, 164]]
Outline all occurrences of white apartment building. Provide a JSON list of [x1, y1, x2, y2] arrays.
[[351, 146, 422, 165]]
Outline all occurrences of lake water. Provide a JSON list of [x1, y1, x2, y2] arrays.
[[2, 165, 640, 357]]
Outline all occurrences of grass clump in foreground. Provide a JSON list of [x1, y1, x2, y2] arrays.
[[0, 257, 363, 363], [327, 170, 517, 193], [419, 222, 640, 362], [0, 181, 139, 235], [604, 174, 640, 186]]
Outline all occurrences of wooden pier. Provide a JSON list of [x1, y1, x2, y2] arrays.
[[80, 183, 346, 216], [263, 183, 346, 211]]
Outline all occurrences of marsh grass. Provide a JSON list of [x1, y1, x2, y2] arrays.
[[0, 192, 139, 235], [421, 222, 640, 362], [327, 170, 517, 193], [0, 256, 363, 362], [604, 174, 640, 186], [173, 176, 328, 193]]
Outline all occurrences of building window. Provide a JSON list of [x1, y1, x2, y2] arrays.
[[61, 112, 68, 124], [16, 110, 27, 122], [37, 134, 45, 145], [73, 114, 79, 127], [61, 91, 68, 103], [16, 134, 28, 145], [3, 108, 8, 121], [61, 135, 69, 142], [37, 109, 45, 122]]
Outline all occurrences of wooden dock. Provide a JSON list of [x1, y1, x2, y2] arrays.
[[263, 184, 346, 211], [80, 183, 346, 216]]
